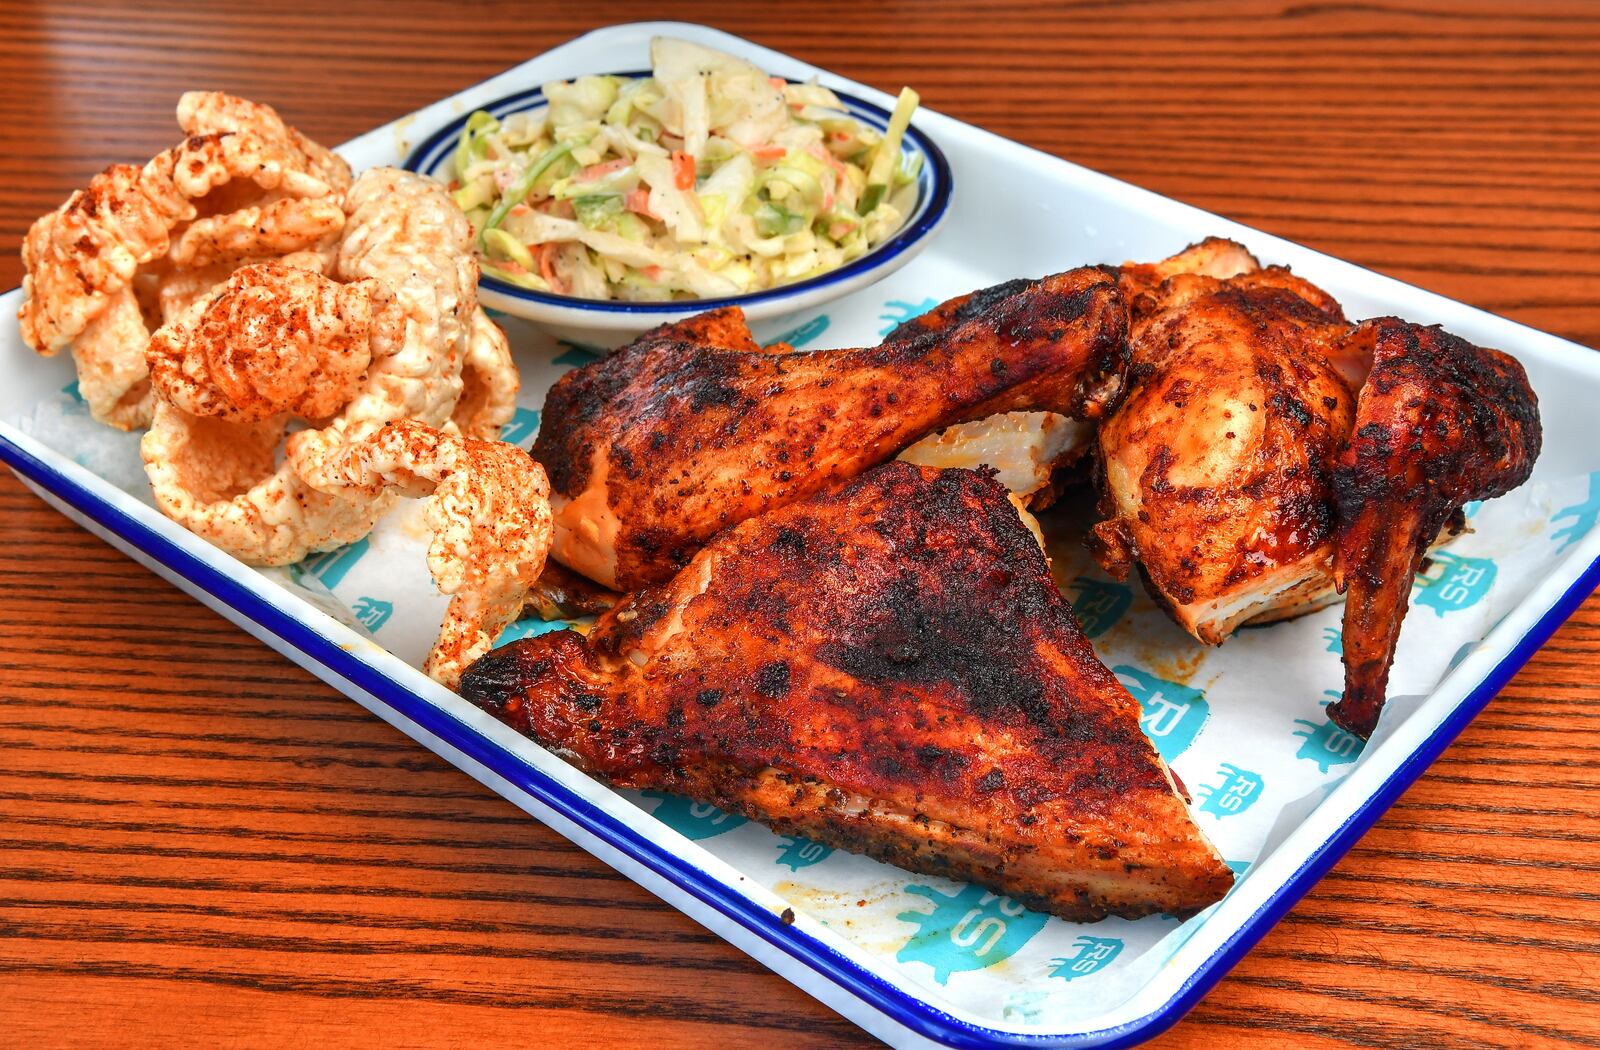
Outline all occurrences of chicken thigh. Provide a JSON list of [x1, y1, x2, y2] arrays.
[[461, 462, 1233, 920], [533, 266, 1128, 590]]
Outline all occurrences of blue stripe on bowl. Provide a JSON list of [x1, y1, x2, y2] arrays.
[[403, 75, 953, 314]]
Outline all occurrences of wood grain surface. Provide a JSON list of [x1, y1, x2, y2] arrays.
[[2, 1, 1598, 1046]]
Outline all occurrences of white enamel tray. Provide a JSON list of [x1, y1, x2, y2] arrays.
[[4, 22, 1599, 1050]]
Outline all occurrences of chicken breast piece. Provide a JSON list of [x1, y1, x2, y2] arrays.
[[1091, 266, 1355, 644], [461, 462, 1233, 921]]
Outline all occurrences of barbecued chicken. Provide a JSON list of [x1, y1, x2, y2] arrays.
[[1329, 318, 1540, 737], [898, 409, 1092, 505], [461, 461, 1233, 920], [1117, 236, 1261, 306], [533, 267, 1128, 590], [1094, 239, 1542, 737], [884, 278, 1102, 506], [1091, 256, 1356, 643]]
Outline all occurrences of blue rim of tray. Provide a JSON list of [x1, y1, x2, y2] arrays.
[[3, 427, 1596, 1049], [402, 74, 952, 314]]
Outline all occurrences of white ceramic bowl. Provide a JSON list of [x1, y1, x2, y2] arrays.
[[404, 75, 953, 350]]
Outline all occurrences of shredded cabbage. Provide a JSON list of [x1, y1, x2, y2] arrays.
[[448, 36, 921, 301]]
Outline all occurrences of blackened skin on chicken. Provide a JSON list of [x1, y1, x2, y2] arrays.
[[460, 462, 1233, 921], [1329, 318, 1541, 738], [532, 267, 1129, 591], [630, 303, 764, 354], [878, 277, 1035, 343]]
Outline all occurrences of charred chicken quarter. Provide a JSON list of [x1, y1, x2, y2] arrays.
[[462, 462, 1235, 921], [1093, 239, 1540, 738]]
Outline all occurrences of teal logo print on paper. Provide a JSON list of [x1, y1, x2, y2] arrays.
[[492, 617, 576, 647], [1050, 936, 1124, 982], [895, 884, 1049, 984], [641, 793, 747, 841], [1194, 763, 1264, 818], [1292, 691, 1365, 773], [61, 380, 88, 413], [290, 538, 370, 591], [775, 835, 834, 871], [1551, 472, 1600, 553], [770, 314, 830, 349], [1113, 665, 1210, 763], [1322, 626, 1343, 654], [1066, 577, 1134, 639], [1002, 990, 1050, 1025], [352, 597, 393, 632], [1413, 549, 1495, 616], [499, 407, 541, 446], [878, 297, 939, 336]]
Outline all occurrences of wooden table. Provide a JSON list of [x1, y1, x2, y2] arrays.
[[3, 2, 1597, 1046]]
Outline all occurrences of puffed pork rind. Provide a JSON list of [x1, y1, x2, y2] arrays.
[[139, 169, 531, 670], [291, 420, 552, 688], [176, 90, 352, 195], [141, 401, 397, 566], [17, 95, 351, 430], [134, 256, 400, 567], [18, 163, 187, 357], [327, 168, 482, 434], [146, 261, 397, 424], [454, 306, 521, 441]]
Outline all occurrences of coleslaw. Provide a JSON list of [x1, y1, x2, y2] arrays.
[[448, 37, 922, 301]]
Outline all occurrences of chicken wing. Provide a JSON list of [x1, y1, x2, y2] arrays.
[[535, 267, 1128, 590], [1329, 318, 1540, 737], [461, 461, 1232, 920]]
